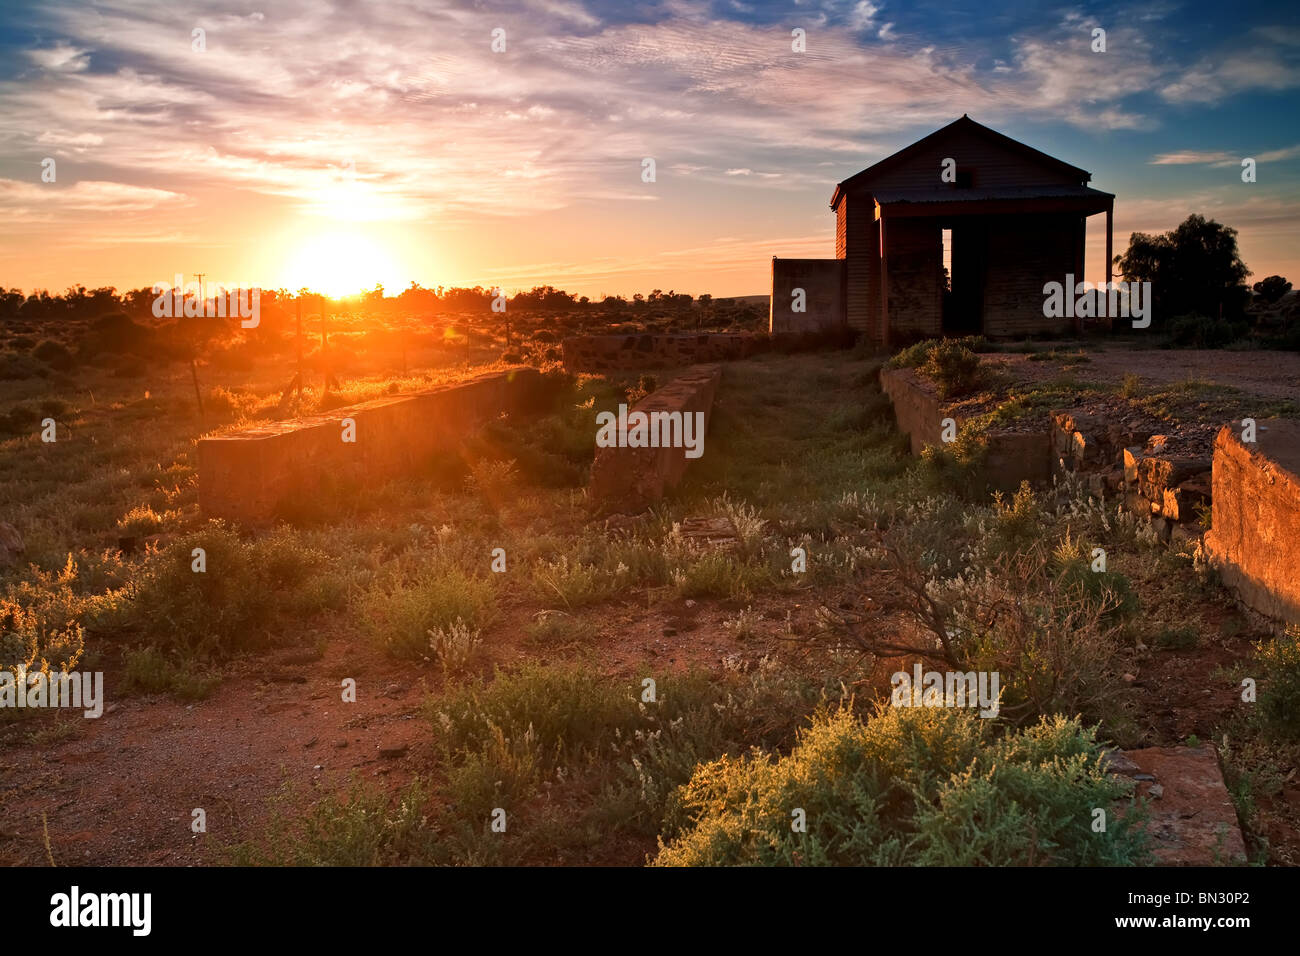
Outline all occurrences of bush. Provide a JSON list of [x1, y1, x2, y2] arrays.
[[32, 339, 74, 371], [921, 340, 983, 398], [356, 564, 495, 659], [0, 351, 48, 381], [78, 312, 153, 357], [1254, 627, 1300, 738], [121, 525, 337, 656], [0, 597, 84, 681], [1166, 313, 1246, 349], [654, 705, 1147, 866], [886, 335, 989, 370], [426, 661, 832, 862]]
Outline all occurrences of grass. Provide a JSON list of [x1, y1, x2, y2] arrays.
[[4, 323, 1278, 867]]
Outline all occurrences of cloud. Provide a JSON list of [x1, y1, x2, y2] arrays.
[[1161, 41, 1300, 103], [1150, 145, 1300, 166], [848, 2, 879, 31], [1149, 149, 1236, 165], [0, 0, 1295, 245], [28, 43, 89, 72], [0, 179, 187, 221]]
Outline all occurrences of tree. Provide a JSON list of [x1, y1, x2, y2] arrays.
[[1253, 275, 1292, 304], [1116, 214, 1251, 324]]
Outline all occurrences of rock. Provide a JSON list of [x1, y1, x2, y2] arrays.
[[378, 743, 409, 759], [1100, 749, 1142, 776], [1118, 747, 1247, 865], [1123, 447, 1144, 486], [0, 522, 24, 569]]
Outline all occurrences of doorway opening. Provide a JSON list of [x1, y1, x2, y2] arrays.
[[942, 219, 985, 336]]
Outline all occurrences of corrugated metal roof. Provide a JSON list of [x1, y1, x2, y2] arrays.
[[873, 184, 1114, 204]]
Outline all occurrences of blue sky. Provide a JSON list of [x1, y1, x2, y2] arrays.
[[1, 0, 1296, 296]]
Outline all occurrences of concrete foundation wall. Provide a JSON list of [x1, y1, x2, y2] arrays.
[[562, 333, 765, 373], [198, 368, 544, 524], [589, 364, 722, 513], [770, 258, 845, 334], [880, 366, 1051, 491], [1205, 420, 1300, 624]]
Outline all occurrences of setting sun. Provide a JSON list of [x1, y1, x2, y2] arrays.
[[283, 232, 404, 297]]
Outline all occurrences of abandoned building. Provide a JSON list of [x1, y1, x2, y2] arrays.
[[771, 115, 1115, 343]]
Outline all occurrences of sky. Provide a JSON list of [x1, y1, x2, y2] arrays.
[[1, 0, 1297, 299]]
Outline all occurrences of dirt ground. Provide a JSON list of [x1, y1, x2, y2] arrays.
[[0, 595, 802, 866], [992, 345, 1300, 402]]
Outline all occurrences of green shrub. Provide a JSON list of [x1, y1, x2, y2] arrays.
[[229, 780, 440, 866], [120, 646, 219, 700], [1254, 627, 1300, 737], [123, 525, 336, 656], [356, 564, 494, 659], [0, 597, 84, 681], [921, 340, 983, 399], [654, 705, 1146, 866], [429, 662, 832, 859]]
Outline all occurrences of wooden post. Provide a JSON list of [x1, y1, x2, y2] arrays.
[[190, 358, 204, 422], [1105, 202, 1113, 284]]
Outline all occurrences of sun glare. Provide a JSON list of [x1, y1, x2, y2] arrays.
[[283, 232, 403, 298]]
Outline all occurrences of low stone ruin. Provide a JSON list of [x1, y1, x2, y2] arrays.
[[589, 364, 722, 513], [198, 367, 547, 524]]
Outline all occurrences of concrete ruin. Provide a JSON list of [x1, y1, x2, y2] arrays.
[[198, 367, 546, 524], [1204, 420, 1300, 625], [589, 364, 721, 513], [879, 366, 1051, 491]]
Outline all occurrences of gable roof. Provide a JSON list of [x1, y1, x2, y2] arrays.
[[830, 115, 1093, 210]]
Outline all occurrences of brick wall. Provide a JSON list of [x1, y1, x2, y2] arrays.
[[883, 218, 942, 341], [983, 213, 1080, 337]]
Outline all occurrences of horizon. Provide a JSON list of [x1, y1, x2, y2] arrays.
[[2, 0, 1298, 298]]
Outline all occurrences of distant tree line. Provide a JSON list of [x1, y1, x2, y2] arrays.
[[0, 283, 733, 322]]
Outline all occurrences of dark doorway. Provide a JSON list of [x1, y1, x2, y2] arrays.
[[944, 218, 985, 335]]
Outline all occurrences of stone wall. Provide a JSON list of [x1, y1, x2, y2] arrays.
[[198, 367, 546, 524], [589, 364, 722, 513], [561, 333, 766, 373], [770, 258, 846, 334], [1204, 419, 1300, 625]]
